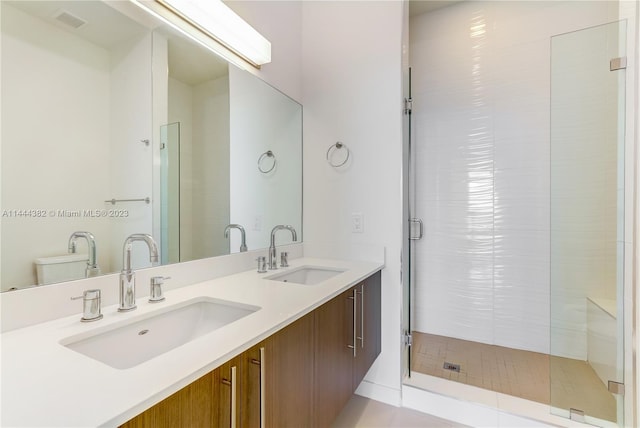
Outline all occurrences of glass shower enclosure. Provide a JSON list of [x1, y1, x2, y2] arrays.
[[550, 20, 627, 426], [403, 6, 629, 426]]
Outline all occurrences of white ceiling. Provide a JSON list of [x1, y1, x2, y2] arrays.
[[7, 0, 228, 86], [163, 29, 229, 86], [6, 0, 148, 49], [10, 0, 455, 85]]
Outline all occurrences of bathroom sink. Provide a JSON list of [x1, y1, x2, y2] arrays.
[[265, 265, 346, 285], [61, 298, 259, 369]]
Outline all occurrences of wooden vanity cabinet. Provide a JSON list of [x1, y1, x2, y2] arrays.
[[120, 368, 216, 427], [120, 317, 314, 428], [237, 344, 263, 427], [264, 311, 315, 427], [121, 271, 381, 428], [353, 271, 381, 388], [313, 286, 356, 427], [314, 271, 382, 427], [120, 346, 260, 428], [212, 352, 251, 427]]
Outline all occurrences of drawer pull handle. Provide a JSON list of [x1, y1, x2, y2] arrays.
[[260, 347, 266, 428], [347, 289, 357, 357]]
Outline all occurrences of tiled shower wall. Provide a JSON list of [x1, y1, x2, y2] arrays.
[[410, 1, 619, 356]]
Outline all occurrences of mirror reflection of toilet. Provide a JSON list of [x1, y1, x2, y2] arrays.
[[34, 254, 88, 285]]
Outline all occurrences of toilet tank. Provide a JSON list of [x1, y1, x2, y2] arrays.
[[34, 254, 88, 285]]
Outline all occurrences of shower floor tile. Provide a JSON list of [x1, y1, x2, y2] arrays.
[[411, 332, 616, 422]]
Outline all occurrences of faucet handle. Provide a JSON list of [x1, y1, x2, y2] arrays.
[[71, 289, 103, 322], [256, 256, 267, 273], [149, 276, 170, 303], [280, 252, 289, 268], [151, 276, 171, 285]]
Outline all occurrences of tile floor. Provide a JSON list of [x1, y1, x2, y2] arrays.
[[332, 395, 468, 428], [411, 332, 617, 423]]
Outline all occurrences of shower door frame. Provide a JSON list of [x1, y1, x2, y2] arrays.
[[402, 67, 414, 379]]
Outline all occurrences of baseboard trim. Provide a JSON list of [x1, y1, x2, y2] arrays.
[[355, 380, 402, 407]]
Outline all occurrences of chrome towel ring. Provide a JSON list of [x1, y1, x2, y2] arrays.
[[326, 142, 350, 168], [258, 150, 276, 173]]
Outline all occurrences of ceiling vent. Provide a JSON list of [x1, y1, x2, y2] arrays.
[[52, 10, 87, 29]]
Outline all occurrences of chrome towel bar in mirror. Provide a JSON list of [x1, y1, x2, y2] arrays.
[[104, 197, 151, 205]]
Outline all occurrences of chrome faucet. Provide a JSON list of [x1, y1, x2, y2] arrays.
[[224, 224, 247, 252], [268, 225, 297, 270], [119, 234, 159, 312], [68, 231, 100, 277]]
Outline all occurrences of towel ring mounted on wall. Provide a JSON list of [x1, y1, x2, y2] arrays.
[[326, 142, 350, 168], [258, 150, 277, 173]]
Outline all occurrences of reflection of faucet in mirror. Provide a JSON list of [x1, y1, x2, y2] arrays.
[[0, 0, 302, 293], [68, 231, 100, 278], [224, 224, 248, 253], [268, 225, 298, 270], [119, 234, 159, 313]]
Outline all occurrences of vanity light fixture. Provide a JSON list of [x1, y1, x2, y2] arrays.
[[134, 0, 271, 68]]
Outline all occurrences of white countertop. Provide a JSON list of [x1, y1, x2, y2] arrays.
[[1, 257, 383, 427]]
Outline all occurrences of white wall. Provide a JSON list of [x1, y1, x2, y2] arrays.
[[192, 75, 230, 258], [410, 0, 620, 356], [152, 32, 168, 266], [225, 1, 302, 103], [108, 33, 154, 271], [227, 1, 406, 402], [168, 74, 230, 260], [301, 1, 405, 402], [1, 3, 111, 290], [0, 3, 155, 288], [168, 77, 194, 260], [228, 66, 302, 253]]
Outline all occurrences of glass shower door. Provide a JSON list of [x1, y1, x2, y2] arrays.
[[550, 20, 626, 426]]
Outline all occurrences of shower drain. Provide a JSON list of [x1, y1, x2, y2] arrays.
[[443, 362, 461, 372]]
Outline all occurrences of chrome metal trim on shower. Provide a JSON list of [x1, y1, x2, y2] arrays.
[[610, 57, 627, 71], [409, 218, 424, 240]]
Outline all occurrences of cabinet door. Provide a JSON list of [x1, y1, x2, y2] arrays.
[[314, 288, 356, 427], [120, 370, 214, 428], [265, 312, 314, 428], [239, 343, 264, 428], [353, 271, 382, 388], [213, 355, 243, 427]]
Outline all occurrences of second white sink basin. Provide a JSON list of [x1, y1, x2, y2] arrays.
[[265, 265, 346, 285], [61, 298, 260, 369]]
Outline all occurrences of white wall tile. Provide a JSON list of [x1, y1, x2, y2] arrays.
[[410, 0, 619, 356]]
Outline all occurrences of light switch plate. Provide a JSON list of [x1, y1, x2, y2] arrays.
[[253, 215, 263, 231], [352, 213, 363, 233]]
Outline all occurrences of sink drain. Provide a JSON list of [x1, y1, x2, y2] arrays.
[[443, 362, 460, 372], [138, 329, 149, 336]]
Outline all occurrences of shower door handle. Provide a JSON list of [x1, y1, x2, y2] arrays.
[[410, 218, 423, 240]]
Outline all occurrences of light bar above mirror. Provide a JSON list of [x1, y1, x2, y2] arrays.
[[132, 0, 271, 68]]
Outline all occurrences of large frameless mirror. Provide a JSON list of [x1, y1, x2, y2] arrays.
[[0, 0, 302, 291]]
